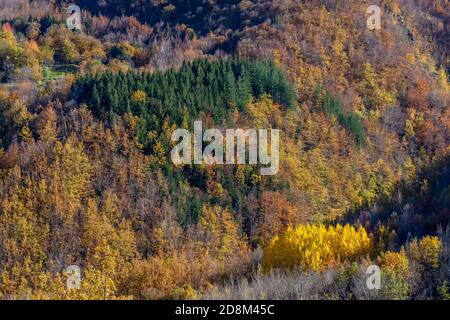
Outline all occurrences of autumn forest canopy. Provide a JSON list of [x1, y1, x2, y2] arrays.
[[0, 0, 449, 300]]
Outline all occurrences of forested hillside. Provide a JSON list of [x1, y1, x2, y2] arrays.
[[0, 0, 449, 300]]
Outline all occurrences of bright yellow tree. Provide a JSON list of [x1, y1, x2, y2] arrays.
[[262, 224, 371, 272]]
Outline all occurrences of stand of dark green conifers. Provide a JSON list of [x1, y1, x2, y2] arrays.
[[73, 58, 297, 130], [313, 84, 366, 147]]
